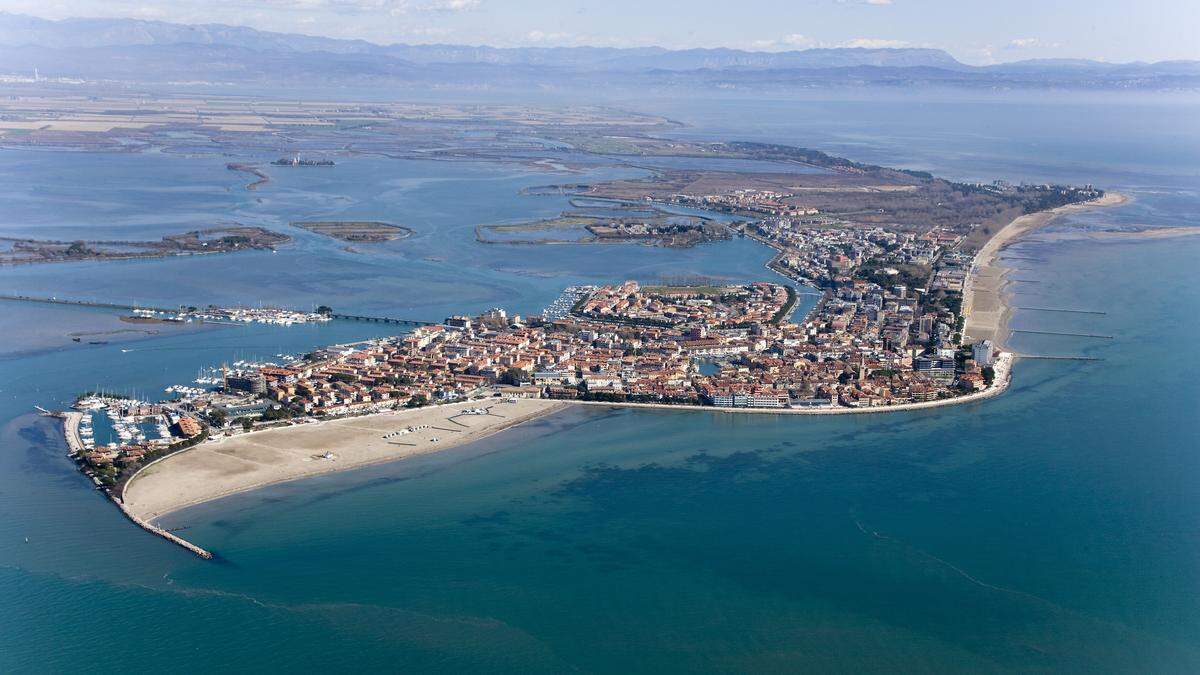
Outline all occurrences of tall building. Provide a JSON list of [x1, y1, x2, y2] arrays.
[[227, 373, 267, 395], [973, 339, 995, 367]]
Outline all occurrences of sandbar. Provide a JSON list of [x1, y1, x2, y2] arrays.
[[122, 398, 564, 521]]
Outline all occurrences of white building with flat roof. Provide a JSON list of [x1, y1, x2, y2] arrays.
[[973, 339, 995, 367]]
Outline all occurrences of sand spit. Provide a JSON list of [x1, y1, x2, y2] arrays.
[[963, 192, 1128, 349], [1039, 224, 1200, 242], [122, 398, 564, 522]]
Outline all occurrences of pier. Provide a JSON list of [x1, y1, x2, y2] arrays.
[[1014, 306, 1107, 315], [1012, 329, 1113, 339], [1017, 355, 1105, 361]]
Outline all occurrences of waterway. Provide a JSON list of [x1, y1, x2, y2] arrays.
[[1, 90, 1198, 672]]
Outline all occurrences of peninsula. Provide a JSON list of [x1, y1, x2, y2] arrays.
[[73, 189, 1129, 535], [61, 184, 1120, 556], [33, 96, 1122, 556]]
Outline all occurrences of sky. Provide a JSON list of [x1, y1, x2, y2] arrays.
[[2, 0, 1197, 65]]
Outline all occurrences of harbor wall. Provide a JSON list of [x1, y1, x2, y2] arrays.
[[57, 411, 213, 560]]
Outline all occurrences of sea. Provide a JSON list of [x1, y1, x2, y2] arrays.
[[1, 89, 1198, 672]]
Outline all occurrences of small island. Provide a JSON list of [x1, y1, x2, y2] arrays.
[[0, 227, 290, 265], [225, 163, 270, 190], [292, 221, 414, 243], [272, 156, 335, 167], [477, 207, 732, 248]]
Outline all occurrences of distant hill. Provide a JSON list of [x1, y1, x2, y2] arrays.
[[0, 13, 963, 70], [0, 12, 1195, 91], [0, 12, 379, 54]]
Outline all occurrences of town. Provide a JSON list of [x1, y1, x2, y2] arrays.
[[244, 275, 999, 416], [66, 199, 1029, 491], [57, 182, 1108, 493]]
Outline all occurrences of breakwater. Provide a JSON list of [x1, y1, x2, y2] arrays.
[[113, 496, 213, 559], [55, 411, 213, 559]]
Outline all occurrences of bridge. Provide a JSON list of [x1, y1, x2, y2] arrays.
[[0, 294, 436, 327], [0, 293, 176, 314], [330, 313, 436, 327]]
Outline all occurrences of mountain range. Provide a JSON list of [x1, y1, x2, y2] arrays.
[[1, 12, 1196, 91]]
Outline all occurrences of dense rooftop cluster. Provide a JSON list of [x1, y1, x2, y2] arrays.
[[670, 189, 821, 218], [576, 281, 790, 328], [254, 274, 997, 414]]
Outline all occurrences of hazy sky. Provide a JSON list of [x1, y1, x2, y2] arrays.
[[3, 0, 1198, 64]]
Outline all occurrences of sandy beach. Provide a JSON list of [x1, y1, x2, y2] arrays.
[[120, 356, 1017, 524], [122, 398, 564, 521], [962, 192, 1128, 349]]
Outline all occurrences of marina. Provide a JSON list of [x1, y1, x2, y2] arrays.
[[541, 285, 597, 320]]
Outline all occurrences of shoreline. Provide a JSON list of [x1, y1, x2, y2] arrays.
[[566, 350, 1013, 417], [81, 194, 1122, 554], [963, 191, 1129, 350], [116, 352, 1013, 532], [121, 397, 566, 525]]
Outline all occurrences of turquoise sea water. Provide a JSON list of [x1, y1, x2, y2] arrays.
[[1, 92, 1198, 672]]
